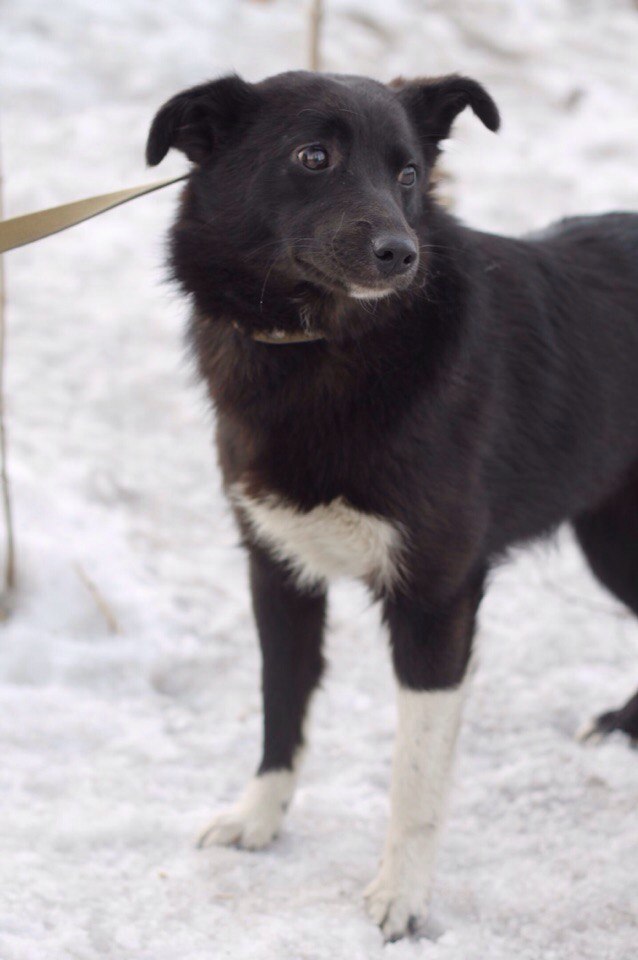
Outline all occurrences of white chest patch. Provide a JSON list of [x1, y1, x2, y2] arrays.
[[231, 484, 404, 591]]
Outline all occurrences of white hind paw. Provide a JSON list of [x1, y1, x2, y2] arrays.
[[577, 713, 638, 748], [576, 717, 605, 745]]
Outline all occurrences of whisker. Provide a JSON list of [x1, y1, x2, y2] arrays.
[[259, 251, 285, 312]]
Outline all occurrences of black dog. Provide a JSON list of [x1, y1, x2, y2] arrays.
[[146, 70, 638, 940]]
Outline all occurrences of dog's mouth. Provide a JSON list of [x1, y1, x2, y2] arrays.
[[293, 254, 345, 292], [293, 255, 408, 301]]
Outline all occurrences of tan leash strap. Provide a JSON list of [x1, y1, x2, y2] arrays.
[[0, 175, 187, 254], [1, 175, 325, 346]]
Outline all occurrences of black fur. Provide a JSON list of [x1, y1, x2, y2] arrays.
[[250, 545, 326, 772], [147, 68, 638, 837]]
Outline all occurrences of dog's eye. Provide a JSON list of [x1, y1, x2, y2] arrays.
[[398, 164, 417, 186], [297, 145, 330, 171]]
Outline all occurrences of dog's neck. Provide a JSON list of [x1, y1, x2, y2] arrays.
[[184, 266, 395, 345]]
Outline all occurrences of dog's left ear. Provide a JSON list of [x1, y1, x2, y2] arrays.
[[393, 74, 500, 158]]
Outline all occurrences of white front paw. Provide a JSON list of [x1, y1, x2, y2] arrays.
[[197, 804, 280, 850], [364, 863, 431, 942], [197, 770, 296, 851]]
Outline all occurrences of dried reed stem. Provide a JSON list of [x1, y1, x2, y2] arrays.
[[75, 562, 121, 635], [0, 132, 16, 608], [309, 0, 324, 71]]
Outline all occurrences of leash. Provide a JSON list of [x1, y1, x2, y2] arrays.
[[0, 173, 325, 345], [0, 174, 187, 254]]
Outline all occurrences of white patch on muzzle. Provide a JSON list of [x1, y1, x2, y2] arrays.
[[348, 284, 394, 300]]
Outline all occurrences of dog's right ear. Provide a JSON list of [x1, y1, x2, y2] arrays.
[[146, 74, 260, 166]]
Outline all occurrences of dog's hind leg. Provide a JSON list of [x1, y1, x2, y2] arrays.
[[198, 546, 326, 850], [579, 691, 638, 744], [572, 478, 638, 745], [365, 572, 485, 941]]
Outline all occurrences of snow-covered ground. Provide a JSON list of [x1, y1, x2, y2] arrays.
[[1, 1, 637, 957]]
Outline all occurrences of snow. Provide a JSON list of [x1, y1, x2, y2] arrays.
[[1, 1, 638, 957]]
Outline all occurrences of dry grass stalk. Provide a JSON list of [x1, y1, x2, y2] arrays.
[[0, 133, 16, 612], [75, 562, 121, 635], [309, 0, 324, 71]]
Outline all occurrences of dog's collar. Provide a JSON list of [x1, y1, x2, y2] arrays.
[[232, 321, 326, 345]]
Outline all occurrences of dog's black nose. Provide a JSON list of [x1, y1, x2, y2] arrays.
[[372, 235, 418, 276]]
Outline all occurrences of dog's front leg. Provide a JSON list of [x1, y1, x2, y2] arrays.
[[365, 581, 483, 940], [199, 545, 326, 850]]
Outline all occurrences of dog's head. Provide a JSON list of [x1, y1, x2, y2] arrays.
[[147, 71, 499, 334]]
